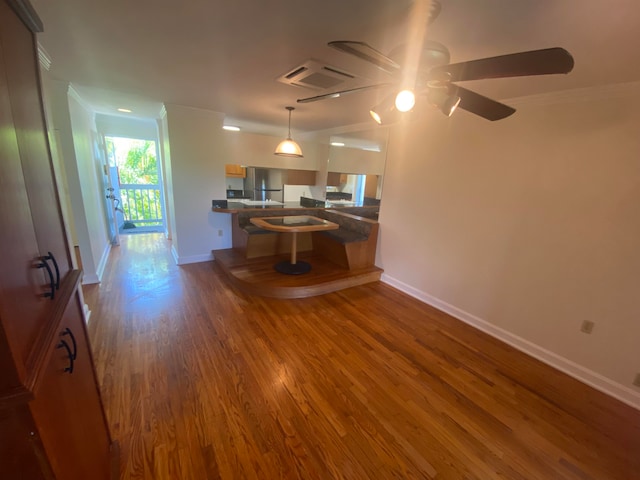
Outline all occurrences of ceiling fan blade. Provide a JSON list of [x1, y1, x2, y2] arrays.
[[297, 83, 392, 104], [432, 47, 574, 82], [328, 41, 401, 74], [448, 85, 516, 121]]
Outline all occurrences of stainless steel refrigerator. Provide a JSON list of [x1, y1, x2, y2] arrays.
[[243, 167, 284, 201]]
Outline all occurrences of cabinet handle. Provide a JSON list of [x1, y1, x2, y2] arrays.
[[37, 260, 55, 300], [56, 339, 74, 374], [60, 327, 77, 360], [44, 252, 60, 290]]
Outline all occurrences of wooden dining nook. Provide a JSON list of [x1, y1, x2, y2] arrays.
[[212, 206, 382, 298]]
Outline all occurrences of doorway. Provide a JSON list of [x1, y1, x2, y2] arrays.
[[104, 136, 166, 235]]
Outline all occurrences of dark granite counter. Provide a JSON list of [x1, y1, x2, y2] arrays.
[[212, 201, 318, 213], [212, 199, 380, 220]]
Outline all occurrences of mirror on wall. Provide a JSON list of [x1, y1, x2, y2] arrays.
[[221, 127, 388, 206], [325, 128, 388, 206]]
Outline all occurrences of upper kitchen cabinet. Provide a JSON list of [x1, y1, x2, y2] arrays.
[[326, 172, 348, 186], [225, 164, 246, 178], [285, 169, 317, 186]]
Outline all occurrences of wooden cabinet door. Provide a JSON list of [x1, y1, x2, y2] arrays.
[[286, 169, 317, 185], [326, 172, 341, 186], [30, 292, 112, 480], [0, 1, 72, 285], [364, 174, 378, 198], [0, 407, 48, 479], [225, 164, 246, 177], [0, 3, 57, 390]]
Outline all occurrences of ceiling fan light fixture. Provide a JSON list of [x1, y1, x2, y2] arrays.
[[394, 89, 415, 112], [442, 94, 461, 117], [369, 109, 383, 125], [370, 93, 398, 125], [274, 106, 303, 157], [428, 88, 461, 117]]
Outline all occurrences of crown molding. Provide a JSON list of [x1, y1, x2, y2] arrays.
[[67, 84, 94, 113], [37, 43, 51, 71], [7, 0, 42, 32]]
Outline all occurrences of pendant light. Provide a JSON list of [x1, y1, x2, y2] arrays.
[[274, 106, 303, 157]]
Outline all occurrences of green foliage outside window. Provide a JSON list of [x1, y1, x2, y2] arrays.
[[105, 137, 162, 225], [106, 138, 158, 185]]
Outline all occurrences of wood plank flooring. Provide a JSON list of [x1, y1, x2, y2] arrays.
[[84, 233, 640, 479]]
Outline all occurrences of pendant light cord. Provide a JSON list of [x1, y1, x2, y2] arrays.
[[286, 106, 294, 139]]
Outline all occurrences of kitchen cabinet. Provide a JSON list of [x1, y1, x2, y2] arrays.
[[286, 169, 317, 185], [225, 164, 246, 178], [364, 174, 379, 198], [326, 171, 348, 186], [0, 1, 116, 477]]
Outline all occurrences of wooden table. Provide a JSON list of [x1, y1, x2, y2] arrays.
[[250, 215, 339, 274]]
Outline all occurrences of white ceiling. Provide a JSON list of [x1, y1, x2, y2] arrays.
[[31, 0, 640, 136]]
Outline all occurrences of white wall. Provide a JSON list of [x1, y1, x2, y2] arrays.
[[378, 83, 640, 408], [327, 146, 386, 176], [67, 89, 111, 283], [158, 111, 174, 240], [223, 130, 325, 171], [164, 104, 226, 264], [95, 114, 158, 140], [43, 81, 110, 284]]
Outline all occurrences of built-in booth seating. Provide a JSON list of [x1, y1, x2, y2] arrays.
[[232, 208, 318, 259], [230, 207, 379, 269], [313, 209, 379, 270]]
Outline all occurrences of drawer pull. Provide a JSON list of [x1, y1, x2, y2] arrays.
[[56, 339, 74, 374], [37, 260, 55, 300], [60, 327, 77, 360], [44, 251, 60, 290]]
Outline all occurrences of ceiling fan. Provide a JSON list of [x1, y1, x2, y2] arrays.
[[297, 13, 574, 123]]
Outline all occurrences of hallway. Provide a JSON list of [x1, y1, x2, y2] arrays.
[[83, 234, 639, 479]]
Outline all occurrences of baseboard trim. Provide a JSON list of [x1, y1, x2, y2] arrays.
[[82, 273, 100, 284], [95, 241, 111, 282], [172, 249, 214, 265], [381, 273, 640, 411]]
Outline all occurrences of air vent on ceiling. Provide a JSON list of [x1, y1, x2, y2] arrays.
[[277, 60, 357, 91]]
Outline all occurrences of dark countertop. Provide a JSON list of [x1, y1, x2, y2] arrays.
[[212, 196, 381, 213], [212, 201, 380, 222], [212, 201, 328, 213]]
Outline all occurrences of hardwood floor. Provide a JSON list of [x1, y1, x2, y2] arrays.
[[84, 233, 640, 479]]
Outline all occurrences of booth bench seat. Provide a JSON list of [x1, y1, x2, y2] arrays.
[[313, 210, 379, 270], [232, 209, 317, 258], [229, 207, 379, 269]]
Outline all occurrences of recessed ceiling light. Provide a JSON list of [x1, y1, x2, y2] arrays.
[[330, 142, 345, 147], [223, 125, 240, 131], [117, 108, 132, 113]]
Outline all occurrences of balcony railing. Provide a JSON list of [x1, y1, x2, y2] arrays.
[[119, 184, 163, 228]]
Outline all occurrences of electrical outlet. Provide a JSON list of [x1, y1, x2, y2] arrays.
[[580, 320, 595, 334], [633, 373, 640, 388], [217, 229, 223, 237]]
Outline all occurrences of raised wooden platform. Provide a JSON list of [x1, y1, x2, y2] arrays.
[[213, 248, 383, 298]]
